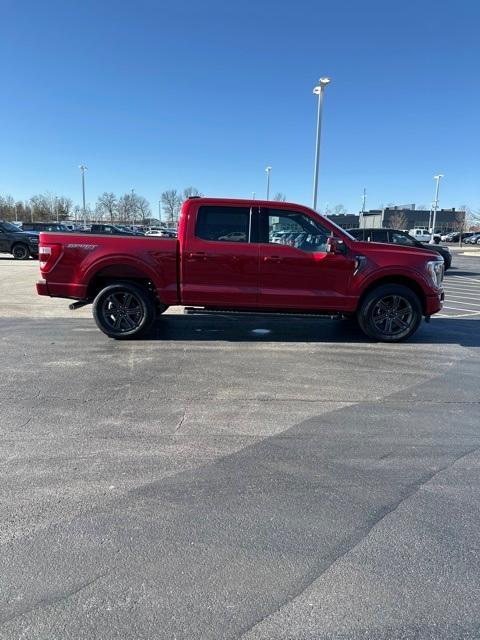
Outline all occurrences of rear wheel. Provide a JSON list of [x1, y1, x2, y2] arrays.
[[92, 282, 155, 339], [12, 244, 30, 260], [357, 284, 422, 342]]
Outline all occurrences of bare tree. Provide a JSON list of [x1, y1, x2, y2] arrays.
[[0, 195, 15, 220], [30, 194, 52, 221], [161, 189, 182, 225], [50, 196, 72, 221], [182, 186, 202, 200], [388, 212, 408, 229], [96, 192, 118, 222], [332, 204, 347, 215], [136, 195, 151, 223], [454, 210, 465, 233], [117, 193, 136, 223]]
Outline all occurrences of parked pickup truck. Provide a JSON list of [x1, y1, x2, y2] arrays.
[[36, 197, 445, 342], [0, 220, 39, 259]]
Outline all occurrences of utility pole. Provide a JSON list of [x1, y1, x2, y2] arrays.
[[361, 187, 367, 231], [79, 165, 87, 228], [265, 167, 271, 200], [429, 174, 443, 244], [312, 77, 331, 210]]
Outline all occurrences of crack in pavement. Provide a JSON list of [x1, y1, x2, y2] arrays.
[[238, 444, 480, 639], [0, 571, 109, 627], [174, 408, 187, 433]]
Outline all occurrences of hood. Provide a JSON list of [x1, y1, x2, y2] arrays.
[[15, 230, 39, 238], [351, 239, 442, 260]]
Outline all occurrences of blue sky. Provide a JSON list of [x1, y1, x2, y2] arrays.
[[1, 0, 479, 214]]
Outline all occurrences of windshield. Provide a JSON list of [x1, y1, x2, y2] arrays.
[[1, 221, 25, 232]]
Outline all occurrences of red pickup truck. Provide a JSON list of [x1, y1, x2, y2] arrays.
[[36, 197, 444, 342]]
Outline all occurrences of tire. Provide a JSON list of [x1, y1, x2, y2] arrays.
[[92, 282, 155, 339], [12, 244, 30, 260], [357, 284, 422, 342]]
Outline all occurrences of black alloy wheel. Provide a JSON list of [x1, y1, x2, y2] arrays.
[[358, 284, 422, 342], [92, 282, 155, 339]]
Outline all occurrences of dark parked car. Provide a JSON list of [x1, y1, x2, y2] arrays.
[[90, 224, 139, 236], [445, 232, 474, 243], [348, 228, 451, 270], [464, 233, 480, 244], [0, 220, 39, 259], [20, 222, 71, 232]]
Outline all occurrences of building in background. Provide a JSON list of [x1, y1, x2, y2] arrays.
[[328, 205, 465, 232]]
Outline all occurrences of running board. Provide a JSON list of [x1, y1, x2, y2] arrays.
[[183, 307, 343, 320]]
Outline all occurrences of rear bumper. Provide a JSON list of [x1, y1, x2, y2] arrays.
[[36, 279, 88, 299], [426, 290, 444, 316], [36, 279, 49, 296]]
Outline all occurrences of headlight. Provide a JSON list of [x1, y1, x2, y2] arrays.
[[426, 260, 444, 288]]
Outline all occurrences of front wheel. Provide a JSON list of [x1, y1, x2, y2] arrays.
[[92, 282, 155, 339], [357, 284, 422, 342]]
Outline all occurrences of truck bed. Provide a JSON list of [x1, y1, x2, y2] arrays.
[[37, 232, 179, 304]]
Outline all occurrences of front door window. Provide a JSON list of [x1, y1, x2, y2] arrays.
[[265, 210, 329, 253]]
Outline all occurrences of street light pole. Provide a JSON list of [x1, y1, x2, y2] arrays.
[[312, 77, 331, 210], [361, 187, 367, 214], [429, 174, 443, 244], [79, 165, 87, 228], [265, 166, 271, 200]]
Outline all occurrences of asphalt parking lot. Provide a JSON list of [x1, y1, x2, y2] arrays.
[[1, 248, 480, 640]]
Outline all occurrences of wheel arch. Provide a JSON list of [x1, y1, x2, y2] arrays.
[[86, 263, 167, 311], [357, 275, 427, 315]]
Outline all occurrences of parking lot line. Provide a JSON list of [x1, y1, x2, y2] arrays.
[[447, 275, 480, 284], [437, 312, 480, 318], [444, 282, 480, 289], [443, 298, 480, 306], [442, 305, 480, 313]]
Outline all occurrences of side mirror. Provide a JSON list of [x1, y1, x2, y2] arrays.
[[326, 236, 347, 255]]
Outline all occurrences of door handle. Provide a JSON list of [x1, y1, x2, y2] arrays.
[[263, 256, 282, 263], [187, 252, 208, 261]]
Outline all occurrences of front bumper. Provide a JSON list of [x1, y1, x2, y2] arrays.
[[426, 290, 444, 316]]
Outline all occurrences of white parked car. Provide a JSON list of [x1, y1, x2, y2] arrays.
[[409, 228, 441, 243], [146, 229, 176, 237], [409, 228, 431, 242]]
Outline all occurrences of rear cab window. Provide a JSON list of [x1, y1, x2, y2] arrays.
[[195, 206, 252, 243]]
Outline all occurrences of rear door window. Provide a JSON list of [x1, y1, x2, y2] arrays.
[[195, 206, 251, 242]]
